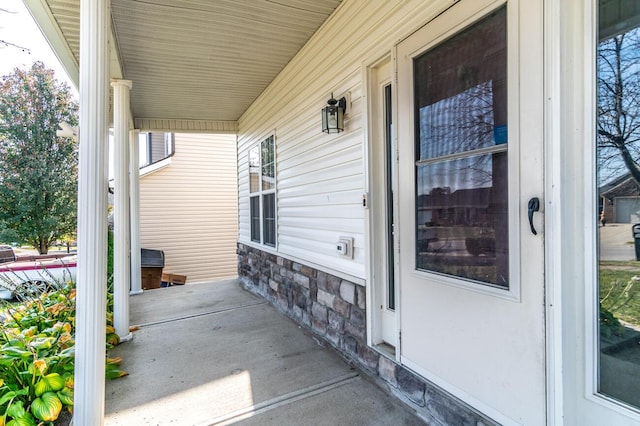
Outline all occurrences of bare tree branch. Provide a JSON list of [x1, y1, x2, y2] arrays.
[[0, 39, 30, 53], [0, 6, 30, 53], [598, 29, 640, 185]]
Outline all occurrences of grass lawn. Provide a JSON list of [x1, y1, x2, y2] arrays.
[[600, 260, 640, 328]]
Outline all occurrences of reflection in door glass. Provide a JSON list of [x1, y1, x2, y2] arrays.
[[384, 84, 396, 310], [413, 7, 508, 288], [597, 0, 640, 409]]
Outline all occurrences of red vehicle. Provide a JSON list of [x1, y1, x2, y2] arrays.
[[0, 246, 76, 300]]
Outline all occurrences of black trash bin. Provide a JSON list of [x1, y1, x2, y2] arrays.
[[141, 248, 164, 289], [633, 225, 640, 261]]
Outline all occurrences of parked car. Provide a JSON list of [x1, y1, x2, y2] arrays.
[[0, 255, 77, 300], [0, 245, 16, 264]]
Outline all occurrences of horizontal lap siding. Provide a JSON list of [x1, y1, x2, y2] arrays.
[[238, 79, 365, 277], [237, 0, 459, 279], [140, 133, 238, 283]]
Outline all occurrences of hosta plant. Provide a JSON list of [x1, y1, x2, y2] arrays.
[[0, 281, 127, 425]]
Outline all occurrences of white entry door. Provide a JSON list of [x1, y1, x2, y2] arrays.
[[396, 1, 546, 424]]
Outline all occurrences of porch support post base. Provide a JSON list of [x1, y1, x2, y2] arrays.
[[119, 332, 134, 343]]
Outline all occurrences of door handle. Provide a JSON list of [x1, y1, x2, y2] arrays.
[[528, 197, 540, 235]]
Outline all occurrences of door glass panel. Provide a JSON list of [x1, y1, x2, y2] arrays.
[[597, 0, 640, 409], [385, 83, 396, 310], [413, 6, 508, 288]]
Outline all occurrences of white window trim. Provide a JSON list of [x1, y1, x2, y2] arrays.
[[139, 156, 172, 177], [248, 134, 277, 248]]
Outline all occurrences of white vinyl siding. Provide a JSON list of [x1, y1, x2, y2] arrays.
[[140, 133, 238, 283], [238, 0, 458, 280], [238, 75, 365, 278]]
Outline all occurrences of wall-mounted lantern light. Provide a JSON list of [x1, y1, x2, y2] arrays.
[[322, 93, 346, 134]]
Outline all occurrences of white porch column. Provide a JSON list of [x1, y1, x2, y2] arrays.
[[129, 129, 143, 295], [111, 80, 133, 342], [75, 0, 109, 424]]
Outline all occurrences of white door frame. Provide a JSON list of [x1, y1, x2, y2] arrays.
[[364, 53, 400, 356], [546, 0, 640, 424]]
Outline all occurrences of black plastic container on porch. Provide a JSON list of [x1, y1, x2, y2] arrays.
[[633, 224, 640, 261], [141, 248, 164, 290]]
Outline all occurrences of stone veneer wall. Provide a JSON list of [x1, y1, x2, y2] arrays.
[[237, 243, 498, 426]]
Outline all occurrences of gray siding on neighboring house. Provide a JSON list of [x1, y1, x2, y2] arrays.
[[615, 197, 640, 223], [140, 132, 238, 283]]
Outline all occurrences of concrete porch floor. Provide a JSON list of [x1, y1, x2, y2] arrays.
[[105, 279, 427, 425]]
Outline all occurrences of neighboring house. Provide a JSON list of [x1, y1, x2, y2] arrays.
[[140, 131, 174, 166], [107, 132, 238, 283], [600, 173, 640, 223], [30, 0, 640, 424], [138, 132, 238, 283]]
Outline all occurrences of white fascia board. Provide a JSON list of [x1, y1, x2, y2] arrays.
[[109, 29, 124, 80], [107, 158, 172, 186], [139, 157, 172, 178], [23, 0, 79, 89]]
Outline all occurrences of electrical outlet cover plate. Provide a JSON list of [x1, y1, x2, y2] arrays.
[[336, 242, 348, 255], [337, 236, 354, 258]]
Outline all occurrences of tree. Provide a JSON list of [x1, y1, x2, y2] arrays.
[[597, 28, 640, 185], [0, 62, 78, 254]]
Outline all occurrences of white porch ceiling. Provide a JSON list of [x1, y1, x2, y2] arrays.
[[27, 0, 342, 130]]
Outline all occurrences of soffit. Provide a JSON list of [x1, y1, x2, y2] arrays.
[[38, 0, 342, 126]]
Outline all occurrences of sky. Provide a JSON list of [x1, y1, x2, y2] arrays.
[[0, 0, 76, 94]]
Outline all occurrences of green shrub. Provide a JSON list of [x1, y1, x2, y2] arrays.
[[107, 229, 114, 279], [600, 306, 625, 338], [0, 286, 75, 424], [600, 273, 640, 329], [0, 279, 126, 425]]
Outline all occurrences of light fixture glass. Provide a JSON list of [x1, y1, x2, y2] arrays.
[[322, 93, 346, 134]]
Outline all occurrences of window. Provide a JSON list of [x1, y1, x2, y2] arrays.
[[413, 7, 508, 288], [138, 132, 175, 167], [596, 0, 640, 409], [249, 135, 276, 247]]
